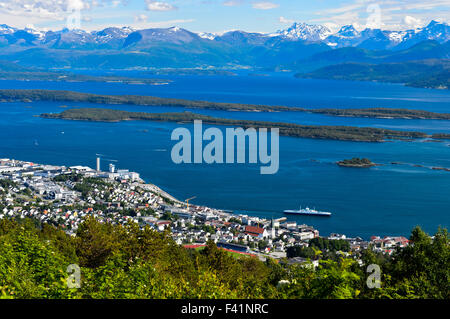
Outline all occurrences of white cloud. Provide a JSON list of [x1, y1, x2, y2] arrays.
[[223, 0, 244, 6], [145, 1, 177, 12], [0, 0, 124, 19], [313, 0, 450, 30], [68, 0, 86, 11], [134, 14, 148, 23], [404, 15, 423, 29], [252, 2, 279, 10], [279, 16, 294, 24], [139, 19, 195, 28], [323, 22, 340, 33]]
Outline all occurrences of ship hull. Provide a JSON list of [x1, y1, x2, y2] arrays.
[[283, 210, 331, 217]]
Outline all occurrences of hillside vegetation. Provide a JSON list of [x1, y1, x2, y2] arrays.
[[3, 89, 450, 120], [41, 108, 431, 142], [0, 218, 448, 299], [296, 59, 450, 89]]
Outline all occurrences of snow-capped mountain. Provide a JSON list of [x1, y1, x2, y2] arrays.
[[324, 25, 361, 47], [42, 28, 97, 49], [215, 30, 271, 46], [0, 24, 16, 35], [335, 25, 360, 38], [276, 23, 332, 41], [93, 27, 134, 43], [123, 26, 203, 48], [326, 20, 449, 49], [197, 32, 217, 40], [392, 20, 450, 50], [0, 19, 447, 53]]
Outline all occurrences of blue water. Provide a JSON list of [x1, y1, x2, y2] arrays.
[[0, 75, 449, 239]]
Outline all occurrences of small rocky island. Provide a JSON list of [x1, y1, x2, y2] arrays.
[[337, 157, 377, 168]]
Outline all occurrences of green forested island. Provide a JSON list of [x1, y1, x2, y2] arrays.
[[312, 108, 450, 120], [3, 89, 450, 120], [41, 108, 432, 142], [432, 133, 450, 139], [337, 158, 377, 168], [0, 61, 169, 85], [0, 89, 301, 112], [0, 72, 170, 85], [296, 59, 450, 90]]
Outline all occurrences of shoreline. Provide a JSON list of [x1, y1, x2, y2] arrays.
[[40, 108, 435, 143], [2, 89, 450, 120], [0, 156, 417, 242]]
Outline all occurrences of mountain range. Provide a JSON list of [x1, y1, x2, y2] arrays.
[[0, 20, 448, 88], [1, 20, 448, 51]]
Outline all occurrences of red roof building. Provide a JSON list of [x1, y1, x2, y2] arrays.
[[244, 226, 268, 239]]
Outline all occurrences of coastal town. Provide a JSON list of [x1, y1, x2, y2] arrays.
[[0, 157, 410, 264]]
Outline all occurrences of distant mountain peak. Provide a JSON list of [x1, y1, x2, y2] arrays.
[[0, 20, 447, 53], [277, 22, 332, 41], [336, 25, 360, 38], [197, 32, 217, 40], [427, 20, 446, 27], [0, 24, 17, 35]]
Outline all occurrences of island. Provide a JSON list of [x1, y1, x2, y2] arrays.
[[310, 108, 450, 120], [0, 61, 170, 85], [432, 133, 450, 139], [40, 108, 434, 142], [295, 59, 450, 90], [3, 89, 450, 120], [337, 158, 378, 168]]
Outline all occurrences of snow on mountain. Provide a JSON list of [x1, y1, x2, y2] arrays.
[[417, 20, 450, 42], [123, 27, 202, 48], [24, 27, 46, 40], [0, 24, 16, 35], [0, 20, 447, 51], [323, 20, 450, 49], [324, 25, 362, 48], [335, 25, 360, 38], [93, 27, 134, 43], [276, 23, 332, 41], [387, 31, 409, 44], [197, 32, 217, 40]]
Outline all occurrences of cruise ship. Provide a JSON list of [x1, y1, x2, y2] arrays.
[[283, 207, 332, 217]]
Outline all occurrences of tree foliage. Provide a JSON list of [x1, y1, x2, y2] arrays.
[[0, 218, 448, 299]]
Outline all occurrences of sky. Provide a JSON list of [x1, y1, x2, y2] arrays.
[[0, 0, 449, 33]]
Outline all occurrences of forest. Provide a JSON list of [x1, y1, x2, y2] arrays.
[[41, 108, 431, 142], [0, 217, 448, 299], [2, 89, 450, 120]]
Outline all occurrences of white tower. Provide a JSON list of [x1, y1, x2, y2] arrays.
[[96, 157, 101, 172], [109, 163, 116, 173], [271, 218, 276, 239]]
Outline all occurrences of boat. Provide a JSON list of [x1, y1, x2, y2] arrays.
[[283, 206, 332, 217]]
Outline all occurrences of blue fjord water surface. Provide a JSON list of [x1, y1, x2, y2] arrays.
[[0, 75, 449, 239]]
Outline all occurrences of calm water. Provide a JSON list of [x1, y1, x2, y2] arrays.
[[0, 74, 449, 239]]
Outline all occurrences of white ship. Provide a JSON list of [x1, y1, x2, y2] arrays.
[[283, 206, 332, 217]]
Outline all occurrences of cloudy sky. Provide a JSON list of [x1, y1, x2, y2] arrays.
[[0, 0, 448, 32]]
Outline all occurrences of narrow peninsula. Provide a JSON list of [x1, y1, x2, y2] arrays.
[[3, 89, 450, 120], [41, 108, 435, 143]]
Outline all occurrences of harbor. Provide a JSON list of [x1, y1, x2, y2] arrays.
[[0, 157, 411, 260]]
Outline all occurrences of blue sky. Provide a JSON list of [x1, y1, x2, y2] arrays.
[[0, 0, 448, 32]]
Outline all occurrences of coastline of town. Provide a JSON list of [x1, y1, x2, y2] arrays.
[[0, 157, 410, 264]]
